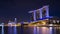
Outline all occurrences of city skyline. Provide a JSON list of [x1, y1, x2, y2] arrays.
[[0, 0, 60, 21], [0, 0, 60, 34]]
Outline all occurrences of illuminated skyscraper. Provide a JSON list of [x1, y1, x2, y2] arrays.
[[14, 18, 17, 23], [42, 6, 49, 18], [29, 5, 49, 21]]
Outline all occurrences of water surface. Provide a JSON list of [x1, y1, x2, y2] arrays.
[[0, 26, 60, 34]]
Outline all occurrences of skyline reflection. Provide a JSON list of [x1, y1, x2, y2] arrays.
[[0, 26, 60, 34]]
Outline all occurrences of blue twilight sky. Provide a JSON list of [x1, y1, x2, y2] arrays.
[[0, 0, 60, 21]]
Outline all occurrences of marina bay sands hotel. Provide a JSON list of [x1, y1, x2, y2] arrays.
[[29, 5, 51, 21]]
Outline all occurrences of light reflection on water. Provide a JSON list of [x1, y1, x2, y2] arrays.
[[0, 26, 60, 34], [8, 26, 12, 34], [49, 27, 53, 34], [8, 26, 17, 34], [28, 26, 60, 34], [33, 27, 52, 34], [13, 25, 17, 34]]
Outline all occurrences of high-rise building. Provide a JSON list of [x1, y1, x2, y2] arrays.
[[14, 18, 17, 23], [28, 5, 49, 21]]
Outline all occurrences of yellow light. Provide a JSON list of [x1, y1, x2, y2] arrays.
[[42, 21, 46, 25], [34, 24, 37, 26]]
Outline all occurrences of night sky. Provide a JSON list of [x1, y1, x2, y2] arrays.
[[0, 0, 60, 22]]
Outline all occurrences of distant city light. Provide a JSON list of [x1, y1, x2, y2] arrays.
[[57, 20, 59, 23], [53, 20, 56, 23], [49, 24, 53, 26]]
